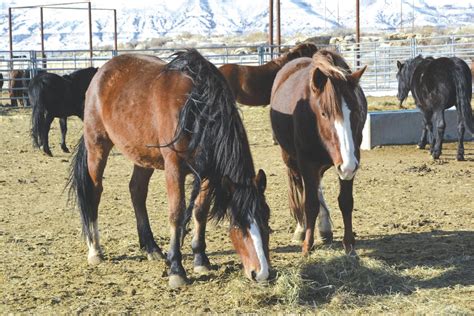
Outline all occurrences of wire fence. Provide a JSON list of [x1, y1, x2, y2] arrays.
[[1, 34, 473, 105]]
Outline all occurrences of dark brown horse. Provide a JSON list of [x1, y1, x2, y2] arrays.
[[68, 49, 271, 288], [270, 49, 367, 256], [9, 69, 30, 107], [219, 43, 318, 106]]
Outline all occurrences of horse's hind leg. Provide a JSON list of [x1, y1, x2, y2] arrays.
[[129, 165, 165, 260], [192, 180, 212, 273], [41, 113, 54, 156], [59, 117, 70, 153], [282, 150, 305, 243], [84, 137, 113, 265], [456, 116, 465, 161], [317, 184, 333, 244], [432, 110, 446, 159], [299, 163, 320, 255]]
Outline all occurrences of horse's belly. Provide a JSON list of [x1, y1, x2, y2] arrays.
[[112, 139, 165, 170]]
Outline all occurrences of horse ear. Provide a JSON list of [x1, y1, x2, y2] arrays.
[[311, 68, 327, 93], [255, 169, 267, 194], [397, 61, 403, 69], [350, 65, 367, 83], [222, 176, 236, 195]]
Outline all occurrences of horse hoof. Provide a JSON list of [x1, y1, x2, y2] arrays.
[[147, 250, 166, 261], [416, 144, 426, 150], [292, 225, 305, 243], [292, 232, 305, 244], [62, 147, 70, 153], [456, 155, 465, 161], [169, 275, 188, 289], [319, 231, 333, 244], [194, 265, 211, 274], [347, 250, 359, 259], [88, 254, 103, 265], [43, 150, 53, 157]]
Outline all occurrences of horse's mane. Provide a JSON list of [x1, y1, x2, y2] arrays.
[[163, 49, 265, 230], [311, 49, 351, 117], [274, 43, 318, 67]]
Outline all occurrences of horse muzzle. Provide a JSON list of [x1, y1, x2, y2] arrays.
[[336, 161, 359, 180]]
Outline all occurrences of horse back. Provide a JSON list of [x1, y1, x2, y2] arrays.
[[271, 57, 312, 115], [413, 57, 462, 108], [84, 54, 192, 169]]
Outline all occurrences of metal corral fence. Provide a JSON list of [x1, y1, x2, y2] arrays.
[[1, 34, 473, 105]]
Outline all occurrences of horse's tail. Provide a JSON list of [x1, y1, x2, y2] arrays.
[[453, 58, 474, 133], [29, 78, 47, 148], [287, 169, 305, 228], [67, 136, 95, 241]]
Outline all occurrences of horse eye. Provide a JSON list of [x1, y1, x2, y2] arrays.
[[321, 112, 327, 118]]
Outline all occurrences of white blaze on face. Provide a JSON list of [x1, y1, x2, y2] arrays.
[[334, 98, 358, 180], [249, 221, 269, 282]]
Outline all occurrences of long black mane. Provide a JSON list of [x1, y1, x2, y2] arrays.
[[163, 49, 267, 229]]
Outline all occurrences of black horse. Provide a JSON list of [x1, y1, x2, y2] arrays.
[[29, 67, 98, 156], [397, 55, 473, 160]]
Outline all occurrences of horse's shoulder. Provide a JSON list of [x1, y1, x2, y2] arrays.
[[273, 58, 311, 88]]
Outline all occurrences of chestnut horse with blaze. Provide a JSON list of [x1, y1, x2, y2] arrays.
[[219, 43, 318, 106], [270, 50, 367, 255], [68, 50, 271, 288]]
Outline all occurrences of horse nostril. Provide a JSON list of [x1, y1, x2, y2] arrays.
[[251, 270, 257, 281], [337, 165, 342, 173]]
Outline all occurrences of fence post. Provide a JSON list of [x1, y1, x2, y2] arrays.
[[451, 35, 455, 56], [258, 46, 264, 65], [374, 42, 378, 90], [30, 50, 37, 77]]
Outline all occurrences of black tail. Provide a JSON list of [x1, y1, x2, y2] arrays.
[[453, 58, 474, 133], [67, 136, 95, 241], [29, 81, 47, 148]]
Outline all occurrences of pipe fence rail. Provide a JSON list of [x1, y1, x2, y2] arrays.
[[1, 34, 473, 105]]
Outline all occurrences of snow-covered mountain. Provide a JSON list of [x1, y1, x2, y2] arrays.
[[1, 0, 473, 50]]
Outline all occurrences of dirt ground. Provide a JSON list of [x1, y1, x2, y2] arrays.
[[1, 106, 473, 314]]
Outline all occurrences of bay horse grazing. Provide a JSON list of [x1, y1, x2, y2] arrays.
[[219, 43, 318, 106], [397, 55, 473, 160], [68, 49, 271, 288], [9, 69, 31, 107], [29, 67, 98, 156], [270, 49, 367, 256]]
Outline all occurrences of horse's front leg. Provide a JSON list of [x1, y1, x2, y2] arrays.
[[129, 165, 165, 260], [317, 185, 333, 244], [191, 180, 212, 273], [432, 110, 446, 159], [338, 178, 357, 256], [164, 154, 188, 288], [300, 163, 320, 255], [417, 113, 431, 149], [59, 117, 70, 153]]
